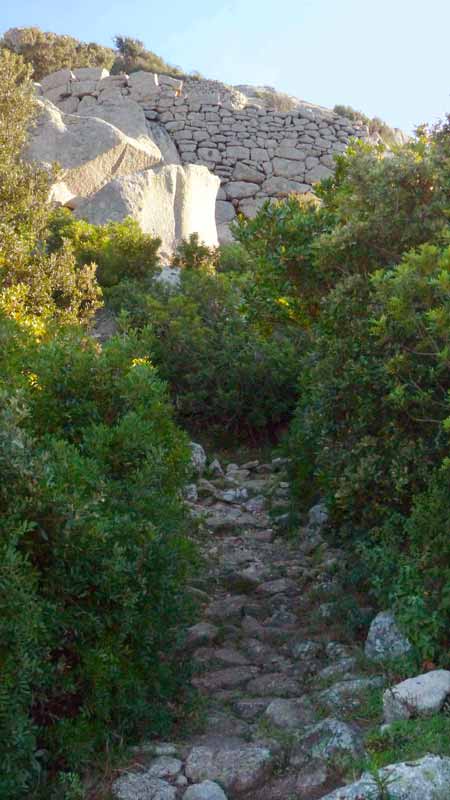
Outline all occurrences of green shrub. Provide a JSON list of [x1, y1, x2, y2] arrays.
[[171, 232, 218, 271], [0, 50, 102, 330], [110, 268, 302, 435], [1, 27, 115, 80], [232, 194, 334, 329], [315, 134, 450, 278], [47, 210, 161, 287], [0, 321, 196, 797]]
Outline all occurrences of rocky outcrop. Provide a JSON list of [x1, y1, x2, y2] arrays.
[[26, 97, 161, 201], [34, 66, 375, 246], [74, 164, 219, 260]]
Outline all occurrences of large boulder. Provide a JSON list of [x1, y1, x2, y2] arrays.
[[75, 164, 220, 260], [25, 99, 162, 199], [383, 670, 450, 723], [319, 755, 450, 799]]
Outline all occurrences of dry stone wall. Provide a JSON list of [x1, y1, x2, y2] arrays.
[[36, 67, 370, 242]]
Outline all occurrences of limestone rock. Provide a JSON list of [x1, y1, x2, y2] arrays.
[[75, 164, 219, 260], [185, 744, 273, 794], [365, 611, 412, 661], [183, 782, 228, 800], [26, 99, 161, 199], [383, 670, 450, 723], [319, 755, 450, 799]]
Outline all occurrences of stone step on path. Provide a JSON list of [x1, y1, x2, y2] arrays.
[[111, 454, 385, 800]]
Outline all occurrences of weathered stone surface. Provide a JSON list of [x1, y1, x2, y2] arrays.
[[26, 99, 161, 199], [185, 744, 273, 794], [216, 200, 236, 223], [383, 670, 450, 723], [232, 163, 264, 183], [291, 718, 364, 765], [365, 611, 412, 661], [112, 773, 176, 800], [319, 676, 385, 711], [146, 757, 183, 778], [128, 70, 159, 101], [273, 157, 306, 179], [263, 697, 316, 730], [319, 755, 450, 799], [41, 68, 74, 92], [191, 442, 207, 474], [262, 176, 310, 195], [185, 623, 219, 649], [247, 673, 301, 697], [75, 164, 219, 260], [225, 181, 260, 200], [192, 666, 258, 692], [183, 782, 228, 800], [73, 67, 109, 81]]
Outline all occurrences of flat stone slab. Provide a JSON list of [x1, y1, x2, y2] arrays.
[[185, 744, 273, 794], [263, 697, 317, 730], [206, 596, 247, 622], [383, 670, 450, 723], [192, 666, 259, 692], [246, 673, 302, 697], [256, 578, 298, 596]]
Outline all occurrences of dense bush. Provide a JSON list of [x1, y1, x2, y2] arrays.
[[48, 209, 161, 287], [232, 194, 334, 329], [0, 50, 101, 330], [1, 27, 115, 80], [0, 28, 184, 81], [109, 267, 302, 436], [278, 120, 450, 662], [0, 322, 195, 797], [0, 51, 197, 798]]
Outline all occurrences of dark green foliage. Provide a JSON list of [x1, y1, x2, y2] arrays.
[[47, 210, 161, 287], [284, 120, 450, 664], [0, 322, 195, 797], [109, 267, 301, 436], [232, 194, 335, 329]]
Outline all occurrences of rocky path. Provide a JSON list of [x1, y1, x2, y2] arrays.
[[111, 453, 450, 800]]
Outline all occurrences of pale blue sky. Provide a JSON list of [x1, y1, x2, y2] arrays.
[[1, 0, 448, 133]]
